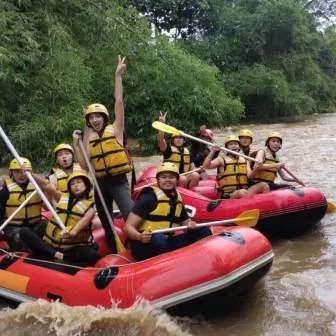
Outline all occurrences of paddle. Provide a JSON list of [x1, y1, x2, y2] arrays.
[[0, 191, 38, 232], [78, 138, 126, 253], [133, 167, 202, 192], [152, 121, 260, 163], [0, 126, 67, 232], [151, 209, 260, 234], [282, 166, 335, 213]]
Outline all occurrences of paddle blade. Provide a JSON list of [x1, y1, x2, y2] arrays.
[[152, 121, 182, 135], [234, 209, 260, 227], [327, 201, 336, 213], [116, 235, 126, 253]]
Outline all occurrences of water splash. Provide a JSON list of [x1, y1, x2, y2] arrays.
[[0, 299, 193, 336]]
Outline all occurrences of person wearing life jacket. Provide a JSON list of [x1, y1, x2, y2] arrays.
[[190, 125, 219, 180], [157, 112, 200, 188], [124, 162, 212, 261], [49, 143, 101, 229], [238, 129, 259, 157], [203, 135, 269, 199], [20, 171, 100, 265], [251, 132, 297, 190], [72, 55, 133, 253], [0, 157, 45, 251]]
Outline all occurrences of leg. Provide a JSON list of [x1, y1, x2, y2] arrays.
[[129, 239, 160, 261], [247, 182, 270, 196], [169, 227, 212, 249], [186, 172, 200, 188], [231, 189, 248, 199], [62, 245, 100, 265], [95, 178, 117, 253], [20, 227, 57, 257], [109, 176, 133, 220], [4, 226, 28, 251]]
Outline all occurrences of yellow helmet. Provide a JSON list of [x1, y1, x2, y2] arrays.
[[266, 131, 282, 145], [53, 143, 74, 159], [67, 170, 92, 191], [84, 103, 109, 118], [224, 135, 240, 146], [156, 162, 179, 178], [238, 129, 253, 140], [9, 157, 32, 171]]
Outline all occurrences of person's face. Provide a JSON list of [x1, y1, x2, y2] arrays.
[[56, 149, 73, 169], [239, 136, 252, 147], [88, 113, 105, 132], [172, 136, 185, 147], [11, 169, 28, 184], [69, 177, 87, 196], [268, 138, 282, 152], [226, 141, 240, 152], [157, 172, 178, 191]]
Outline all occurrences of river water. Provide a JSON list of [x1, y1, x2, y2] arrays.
[[0, 113, 335, 335]]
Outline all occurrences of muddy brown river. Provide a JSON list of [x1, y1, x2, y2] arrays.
[[0, 113, 335, 335]]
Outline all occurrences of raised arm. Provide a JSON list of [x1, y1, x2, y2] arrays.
[[32, 173, 62, 203], [72, 130, 88, 171], [203, 147, 222, 170], [114, 55, 127, 144], [157, 112, 168, 152]]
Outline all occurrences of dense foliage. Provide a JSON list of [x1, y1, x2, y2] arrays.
[[0, 0, 242, 168], [1, 0, 336, 169]]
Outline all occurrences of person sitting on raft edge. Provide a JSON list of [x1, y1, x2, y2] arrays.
[[124, 162, 212, 261], [203, 135, 269, 199], [156, 112, 200, 188], [19, 170, 100, 265], [250, 131, 301, 190]]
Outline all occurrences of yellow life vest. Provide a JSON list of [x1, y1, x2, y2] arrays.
[[51, 163, 83, 193], [139, 186, 185, 232], [253, 147, 279, 183], [88, 124, 131, 177], [217, 155, 248, 194], [4, 178, 42, 226], [164, 145, 190, 173], [43, 193, 94, 250]]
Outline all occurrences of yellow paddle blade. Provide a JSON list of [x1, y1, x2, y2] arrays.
[[116, 236, 126, 253], [233, 209, 260, 227], [152, 121, 183, 135], [327, 201, 336, 213]]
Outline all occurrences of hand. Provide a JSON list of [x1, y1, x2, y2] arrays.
[[140, 231, 152, 244], [115, 55, 126, 76], [158, 111, 167, 123], [212, 145, 221, 152], [72, 130, 82, 142], [277, 162, 285, 170], [187, 220, 197, 230]]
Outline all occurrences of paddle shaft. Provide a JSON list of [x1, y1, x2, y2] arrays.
[[281, 167, 305, 186], [0, 126, 67, 232], [134, 167, 202, 191], [181, 132, 259, 163], [0, 190, 37, 232], [152, 216, 255, 234], [78, 139, 119, 239]]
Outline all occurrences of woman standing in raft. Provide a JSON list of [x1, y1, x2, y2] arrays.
[[124, 163, 212, 261], [203, 135, 269, 199], [20, 171, 100, 265], [251, 132, 301, 189], [73, 55, 133, 253]]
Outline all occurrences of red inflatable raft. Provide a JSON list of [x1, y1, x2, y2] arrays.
[[135, 166, 327, 237], [0, 223, 273, 311]]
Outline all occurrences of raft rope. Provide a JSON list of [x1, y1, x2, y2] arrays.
[[0, 248, 137, 270]]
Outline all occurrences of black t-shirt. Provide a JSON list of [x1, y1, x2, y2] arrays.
[[132, 187, 189, 223]]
